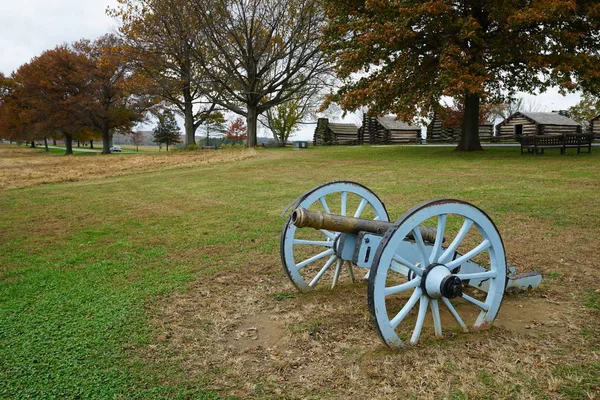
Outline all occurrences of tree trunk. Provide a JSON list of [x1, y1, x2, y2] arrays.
[[90, 140, 94, 149], [102, 127, 111, 154], [52, 138, 57, 146], [30, 141, 36, 148], [247, 105, 258, 147], [65, 134, 73, 155], [183, 89, 196, 147], [44, 137, 49, 152], [77, 140, 81, 148], [456, 94, 483, 151]]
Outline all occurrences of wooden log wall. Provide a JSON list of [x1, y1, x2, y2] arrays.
[[540, 125, 581, 135], [592, 119, 600, 138], [497, 117, 537, 141], [313, 118, 336, 145]]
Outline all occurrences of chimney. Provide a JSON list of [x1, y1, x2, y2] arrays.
[[552, 110, 570, 118]]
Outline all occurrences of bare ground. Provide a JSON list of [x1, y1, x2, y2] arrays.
[[149, 215, 599, 399]]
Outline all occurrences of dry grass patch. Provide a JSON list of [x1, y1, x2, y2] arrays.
[[0, 144, 259, 190], [148, 213, 599, 399]]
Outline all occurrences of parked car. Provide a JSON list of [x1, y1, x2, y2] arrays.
[[110, 145, 122, 153]]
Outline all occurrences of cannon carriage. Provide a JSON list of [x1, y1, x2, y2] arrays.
[[280, 181, 542, 349]]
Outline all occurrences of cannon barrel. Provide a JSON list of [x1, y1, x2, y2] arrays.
[[291, 208, 439, 243]]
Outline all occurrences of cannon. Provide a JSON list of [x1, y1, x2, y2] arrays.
[[281, 181, 542, 349]]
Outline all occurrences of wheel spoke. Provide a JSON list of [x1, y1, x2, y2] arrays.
[[390, 287, 422, 329], [455, 270, 496, 280], [446, 239, 491, 270], [430, 299, 442, 336], [441, 297, 468, 332], [353, 198, 368, 218], [320, 229, 336, 240], [319, 196, 331, 214], [331, 259, 342, 288], [392, 253, 423, 276], [296, 248, 335, 270], [438, 219, 474, 264], [410, 295, 429, 344], [293, 239, 333, 247], [384, 278, 421, 297], [309, 255, 337, 287], [461, 292, 489, 311], [346, 261, 356, 283], [341, 191, 348, 216], [411, 227, 428, 268], [429, 214, 447, 264]]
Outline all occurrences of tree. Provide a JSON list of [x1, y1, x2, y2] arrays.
[[225, 117, 247, 143], [131, 130, 144, 152], [10, 46, 91, 155], [568, 93, 600, 131], [263, 100, 305, 146], [153, 109, 181, 151], [74, 34, 154, 154], [322, 0, 600, 151], [109, 0, 220, 147], [187, 0, 332, 147], [200, 112, 226, 147]]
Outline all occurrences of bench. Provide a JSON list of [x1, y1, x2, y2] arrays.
[[520, 134, 593, 155]]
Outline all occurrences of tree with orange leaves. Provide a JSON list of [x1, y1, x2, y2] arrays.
[[10, 46, 91, 154], [74, 34, 156, 154], [323, 0, 600, 151]]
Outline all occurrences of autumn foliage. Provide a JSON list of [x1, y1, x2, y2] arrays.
[[225, 118, 247, 142], [0, 35, 155, 154], [322, 0, 600, 150]]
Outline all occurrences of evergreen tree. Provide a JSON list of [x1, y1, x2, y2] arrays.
[[153, 109, 181, 151]]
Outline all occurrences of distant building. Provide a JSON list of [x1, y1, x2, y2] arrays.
[[426, 111, 493, 142], [313, 118, 359, 145], [496, 111, 581, 141], [360, 115, 421, 144], [590, 114, 600, 139]]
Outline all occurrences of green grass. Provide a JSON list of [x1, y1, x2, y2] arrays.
[[1, 145, 599, 398]]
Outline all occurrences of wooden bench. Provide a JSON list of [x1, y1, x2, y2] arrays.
[[520, 134, 593, 155]]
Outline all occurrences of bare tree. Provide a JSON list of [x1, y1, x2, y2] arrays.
[[188, 0, 331, 147], [110, 0, 220, 147]]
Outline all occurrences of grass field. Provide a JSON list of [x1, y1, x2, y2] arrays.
[[0, 143, 599, 399]]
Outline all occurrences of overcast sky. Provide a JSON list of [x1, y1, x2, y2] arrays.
[[0, 0, 582, 140], [0, 0, 119, 76]]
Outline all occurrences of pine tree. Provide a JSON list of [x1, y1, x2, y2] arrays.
[[153, 109, 181, 151]]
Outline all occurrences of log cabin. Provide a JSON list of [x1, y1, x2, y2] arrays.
[[313, 118, 359, 145], [359, 115, 421, 144], [496, 111, 582, 141]]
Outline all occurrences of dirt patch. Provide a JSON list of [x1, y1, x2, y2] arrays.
[[0, 145, 260, 190], [146, 214, 600, 398]]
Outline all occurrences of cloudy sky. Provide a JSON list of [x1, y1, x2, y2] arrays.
[[0, 0, 582, 139], [0, 0, 119, 75]]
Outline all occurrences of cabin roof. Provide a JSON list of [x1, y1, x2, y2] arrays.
[[590, 114, 600, 122], [328, 122, 358, 135], [377, 116, 420, 130], [517, 111, 580, 126]]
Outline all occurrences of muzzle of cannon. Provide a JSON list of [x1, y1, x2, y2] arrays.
[[280, 181, 543, 349]]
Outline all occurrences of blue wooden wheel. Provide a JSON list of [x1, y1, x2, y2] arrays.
[[281, 181, 389, 292], [368, 199, 507, 349]]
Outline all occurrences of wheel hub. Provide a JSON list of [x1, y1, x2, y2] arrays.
[[421, 263, 462, 299]]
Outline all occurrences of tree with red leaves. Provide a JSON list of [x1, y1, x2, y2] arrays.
[[225, 118, 247, 144]]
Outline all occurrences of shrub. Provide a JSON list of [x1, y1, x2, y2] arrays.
[[187, 144, 199, 151]]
